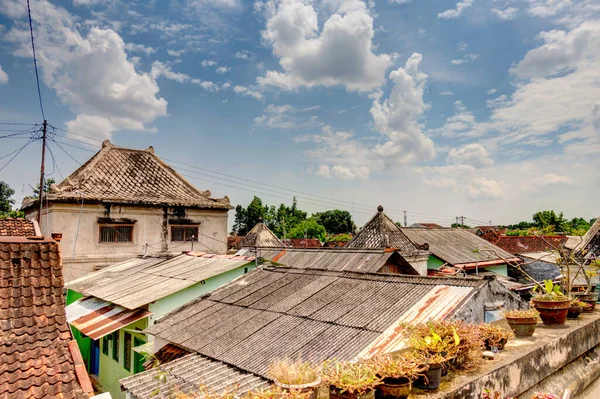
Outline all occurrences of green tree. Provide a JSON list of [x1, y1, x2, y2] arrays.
[[31, 177, 56, 198], [0, 181, 24, 218], [451, 223, 472, 229], [312, 210, 355, 235], [288, 218, 327, 242], [532, 210, 568, 233], [272, 198, 307, 238]]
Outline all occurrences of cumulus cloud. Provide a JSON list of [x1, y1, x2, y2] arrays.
[[257, 0, 392, 92], [1, 0, 168, 140], [216, 66, 230, 74], [124, 43, 156, 56], [486, 94, 509, 108], [233, 85, 263, 100], [533, 173, 573, 186], [314, 164, 331, 178], [201, 60, 217, 67], [440, 91, 453, 96], [447, 144, 494, 169], [451, 53, 479, 65], [457, 41, 468, 51], [438, 0, 474, 19], [235, 50, 254, 59], [467, 177, 503, 199], [487, 88, 497, 95], [0, 65, 8, 84], [526, 0, 571, 18], [432, 100, 479, 137], [370, 53, 436, 164], [492, 7, 518, 20], [167, 49, 185, 57], [254, 104, 320, 128]]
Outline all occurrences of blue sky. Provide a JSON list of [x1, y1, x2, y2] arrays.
[[1, 0, 599, 228]]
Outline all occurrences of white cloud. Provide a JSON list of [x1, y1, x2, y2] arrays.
[[257, 0, 392, 92], [533, 173, 573, 186], [487, 88, 497, 95], [167, 49, 185, 57], [492, 7, 518, 20], [1, 0, 167, 140], [254, 104, 320, 128], [424, 177, 457, 189], [389, 0, 411, 3], [451, 53, 479, 65], [438, 0, 474, 19], [216, 66, 230, 74], [331, 165, 370, 180], [124, 43, 156, 56], [432, 100, 479, 137], [233, 85, 263, 100], [447, 143, 494, 168], [0, 65, 8, 84], [526, 0, 571, 18], [486, 94, 509, 108], [467, 177, 503, 199], [201, 60, 217, 67], [440, 91, 453, 96], [150, 61, 189, 83], [314, 164, 331, 178], [370, 53, 435, 164], [457, 41, 467, 51], [235, 50, 254, 59], [451, 59, 466, 65]]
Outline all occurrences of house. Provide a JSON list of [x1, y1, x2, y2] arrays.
[[410, 222, 443, 228], [22, 140, 232, 281], [64, 252, 257, 399], [0, 217, 41, 237], [237, 221, 285, 250], [399, 227, 522, 277], [345, 206, 430, 274], [492, 235, 568, 255], [1, 235, 93, 398], [120, 265, 523, 398], [574, 217, 600, 261]]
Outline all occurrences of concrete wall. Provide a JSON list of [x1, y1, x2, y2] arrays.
[[452, 278, 525, 323], [403, 254, 430, 276], [29, 202, 228, 281]]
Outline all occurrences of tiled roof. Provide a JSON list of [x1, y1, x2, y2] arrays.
[[346, 206, 424, 252], [67, 252, 255, 310], [0, 218, 39, 237], [410, 223, 443, 228], [121, 353, 269, 399], [285, 238, 322, 248], [147, 267, 486, 379], [575, 217, 600, 259], [23, 141, 231, 209], [400, 228, 520, 267], [261, 248, 416, 274], [492, 236, 568, 255], [0, 239, 90, 399], [239, 223, 284, 249]]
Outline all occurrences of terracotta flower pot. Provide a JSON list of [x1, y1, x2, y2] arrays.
[[330, 386, 375, 399], [532, 299, 571, 325], [567, 305, 583, 319], [376, 377, 411, 399], [414, 363, 442, 390], [275, 377, 321, 399], [506, 316, 537, 337]]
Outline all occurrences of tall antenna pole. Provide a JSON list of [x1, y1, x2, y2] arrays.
[[37, 120, 47, 229], [403, 210, 407, 227]]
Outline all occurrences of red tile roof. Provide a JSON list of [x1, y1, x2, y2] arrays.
[[287, 238, 322, 248], [0, 238, 91, 399], [492, 236, 568, 255], [0, 218, 38, 237]]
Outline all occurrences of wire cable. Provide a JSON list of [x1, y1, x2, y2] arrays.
[[0, 138, 36, 172], [26, 0, 45, 120]]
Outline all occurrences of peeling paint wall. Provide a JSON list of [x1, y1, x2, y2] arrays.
[[452, 279, 525, 324]]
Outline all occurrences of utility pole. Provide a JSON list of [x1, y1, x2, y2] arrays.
[[460, 216, 465, 229], [403, 210, 407, 227], [37, 120, 47, 229], [455, 216, 459, 228]]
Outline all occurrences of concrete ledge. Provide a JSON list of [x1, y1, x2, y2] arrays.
[[415, 311, 600, 398]]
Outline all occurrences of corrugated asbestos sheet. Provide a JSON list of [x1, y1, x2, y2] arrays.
[[260, 248, 394, 273], [66, 253, 255, 309], [66, 297, 151, 340], [346, 209, 423, 252], [147, 267, 484, 379], [401, 228, 520, 267], [239, 223, 285, 248], [120, 353, 270, 399]]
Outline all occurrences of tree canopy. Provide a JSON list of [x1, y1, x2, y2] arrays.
[[0, 181, 24, 218], [506, 210, 595, 236]]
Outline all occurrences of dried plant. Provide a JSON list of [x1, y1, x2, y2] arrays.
[[173, 385, 240, 399], [530, 393, 560, 399], [244, 386, 313, 399], [268, 359, 319, 386], [503, 308, 539, 319], [364, 354, 426, 381], [477, 324, 512, 349], [321, 360, 382, 394]]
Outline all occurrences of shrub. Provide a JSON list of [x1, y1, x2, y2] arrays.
[[268, 359, 320, 386], [321, 360, 381, 394]]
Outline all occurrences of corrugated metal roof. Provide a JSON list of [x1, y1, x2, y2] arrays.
[[261, 248, 395, 273], [147, 267, 486, 379], [401, 228, 520, 267], [120, 353, 269, 399], [66, 253, 255, 309], [66, 297, 151, 340]]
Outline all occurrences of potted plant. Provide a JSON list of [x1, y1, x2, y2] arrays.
[[409, 351, 449, 391], [245, 386, 314, 399], [478, 324, 512, 351], [503, 309, 538, 337], [406, 330, 459, 390], [530, 393, 559, 399], [268, 359, 321, 399], [366, 354, 425, 399], [531, 280, 571, 325], [567, 299, 585, 319], [322, 360, 381, 399]]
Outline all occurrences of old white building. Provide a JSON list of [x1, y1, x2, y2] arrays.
[[23, 140, 231, 281]]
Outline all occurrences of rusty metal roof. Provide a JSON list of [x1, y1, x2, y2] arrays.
[[147, 267, 487, 379], [66, 297, 152, 340], [66, 252, 255, 309]]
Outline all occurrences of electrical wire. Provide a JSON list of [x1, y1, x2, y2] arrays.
[[0, 138, 36, 172], [26, 0, 45, 120]]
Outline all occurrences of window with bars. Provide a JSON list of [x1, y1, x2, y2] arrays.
[[123, 331, 132, 371], [171, 226, 198, 242], [112, 331, 119, 362], [99, 225, 133, 243]]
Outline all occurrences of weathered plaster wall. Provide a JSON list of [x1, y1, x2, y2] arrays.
[[30, 203, 228, 281], [403, 254, 430, 276], [452, 278, 525, 323]]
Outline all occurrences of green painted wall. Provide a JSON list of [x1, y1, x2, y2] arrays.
[[66, 290, 93, 371], [484, 264, 508, 277], [148, 262, 256, 324], [426, 256, 445, 270], [99, 318, 147, 399]]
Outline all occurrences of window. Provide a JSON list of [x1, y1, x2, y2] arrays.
[[100, 225, 133, 243], [112, 331, 119, 362], [123, 332, 132, 371], [171, 226, 198, 242], [102, 335, 109, 356], [133, 337, 146, 374]]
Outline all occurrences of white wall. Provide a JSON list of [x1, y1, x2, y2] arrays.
[[28, 202, 228, 281]]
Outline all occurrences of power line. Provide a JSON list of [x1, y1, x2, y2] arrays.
[[26, 0, 45, 120], [0, 138, 36, 173], [0, 122, 38, 126]]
